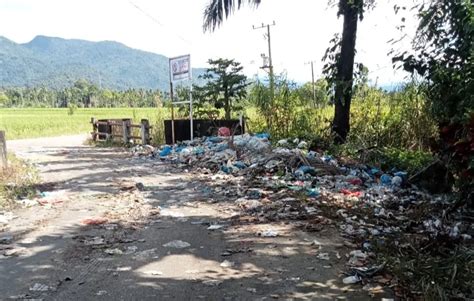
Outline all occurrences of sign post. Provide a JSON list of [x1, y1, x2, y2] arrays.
[[169, 81, 175, 144], [169, 54, 193, 143], [189, 71, 194, 141]]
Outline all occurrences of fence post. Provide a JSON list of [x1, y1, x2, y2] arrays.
[[91, 117, 97, 141], [104, 121, 110, 142], [122, 120, 131, 144], [141, 119, 150, 145], [0, 131, 7, 168]]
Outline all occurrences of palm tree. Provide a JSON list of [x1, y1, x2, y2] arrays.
[[332, 0, 362, 143], [203, 0, 366, 143], [203, 0, 261, 32]]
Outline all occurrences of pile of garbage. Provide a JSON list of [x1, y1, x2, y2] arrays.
[[131, 131, 473, 298], [132, 132, 472, 238]]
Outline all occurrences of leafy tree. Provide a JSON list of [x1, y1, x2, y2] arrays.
[[197, 58, 249, 120], [72, 79, 98, 108], [393, 0, 473, 202], [0, 92, 9, 107], [0, 83, 163, 109], [202, 0, 374, 142], [393, 0, 473, 122]]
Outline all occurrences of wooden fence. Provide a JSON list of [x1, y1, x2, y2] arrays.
[[0, 131, 6, 168], [91, 118, 151, 145]]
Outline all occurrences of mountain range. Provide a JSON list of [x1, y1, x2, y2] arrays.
[[0, 35, 205, 90]]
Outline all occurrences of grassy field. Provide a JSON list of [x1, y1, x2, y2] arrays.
[[0, 108, 170, 140], [0, 106, 335, 141]]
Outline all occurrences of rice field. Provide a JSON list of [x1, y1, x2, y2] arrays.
[[0, 108, 169, 140], [0, 106, 335, 141]]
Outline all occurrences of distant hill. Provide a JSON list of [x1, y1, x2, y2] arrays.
[[0, 35, 205, 90]]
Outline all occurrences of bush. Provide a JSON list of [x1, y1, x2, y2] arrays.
[[347, 83, 438, 151], [249, 75, 333, 141], [0, 154, 38, 207]]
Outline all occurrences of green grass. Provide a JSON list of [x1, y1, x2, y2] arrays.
[[0, 108, 170, 140]]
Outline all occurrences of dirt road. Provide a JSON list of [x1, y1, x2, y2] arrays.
[[1, 135, 371, 300]]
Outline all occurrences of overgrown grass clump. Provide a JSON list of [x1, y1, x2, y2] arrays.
[[378, 239, 473, 300], [0, 154, 38, 208]]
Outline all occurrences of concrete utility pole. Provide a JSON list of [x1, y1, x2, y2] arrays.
[[253, 21, 276, 101], [305, 61, 317, 105]]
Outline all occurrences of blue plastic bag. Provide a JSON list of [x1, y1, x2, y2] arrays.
[[255, 133, 270, 139], [233, 161, 246, 169], [380, 174, 392, 185], [194, 147, 205, 155], [393, 171, 408, 180], [159, 145, 172, 157], [307, 188, 320, 197], [295, 165, 317, 176], [174, 146, 184, 153], [214, 144, 228, 152], [208, 137, 223, 143]]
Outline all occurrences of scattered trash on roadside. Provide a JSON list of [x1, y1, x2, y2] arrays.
[[133, 248, 158, 260], [29, 283, 52, 292], [258, 230, 279, 237], [207, 224, 224, 230], [0, 212, 17, 225], [15, 199, 38, 207], [0, 235, 13, 244], [343, 275, 362, 284], [163, 240, 191, 248], [84, 237, 105, 246], [220, 260, 235, 268], [202, 279, 223, 286], [125, 246, 138, 254], [316, 253, 330, 260], [3, 247, 28, 257], [104, 248, 123, 255], [131, 145, 155, 156], [351, 263, 386, 278]]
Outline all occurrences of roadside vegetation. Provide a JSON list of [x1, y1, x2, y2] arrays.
[[0, 154, 38, 208]]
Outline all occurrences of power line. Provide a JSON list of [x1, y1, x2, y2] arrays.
[[128, 1, 192, 45]]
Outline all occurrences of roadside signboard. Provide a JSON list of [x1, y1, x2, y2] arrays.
[[169, 55, 191, 82], [168, 54, 193, 143]]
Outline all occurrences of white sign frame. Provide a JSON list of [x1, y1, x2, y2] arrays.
[[169, 55, 191, 82]]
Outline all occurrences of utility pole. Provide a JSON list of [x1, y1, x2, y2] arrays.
[[305, 61, 317, 106], [253, 21, 276, 102]]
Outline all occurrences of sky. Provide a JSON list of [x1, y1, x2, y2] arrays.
[[0, 0, 418, 86]]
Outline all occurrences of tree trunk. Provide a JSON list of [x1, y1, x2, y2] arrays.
[[225, 104, 231, 120], [224, 87, 231, 120], [332, 0, 359, 143]]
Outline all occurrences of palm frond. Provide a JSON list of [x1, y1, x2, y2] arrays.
[[203, 0, 261, 32]]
